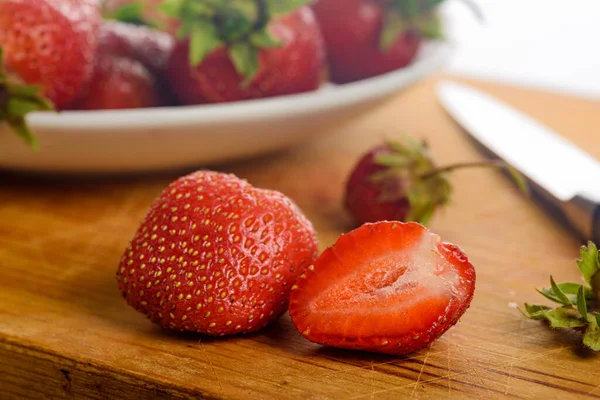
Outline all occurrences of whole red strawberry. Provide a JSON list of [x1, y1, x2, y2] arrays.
[[97, 21, 174, 76], [117, 171, 319, 336], [163, 2, 326, 104], [312, 0, 444, 83], [76, 53, 160, 110], [345, 138, 527, 226], [289, 221, 476, 355], [0, 0, 100, 109], [345, 139, 449, 226]]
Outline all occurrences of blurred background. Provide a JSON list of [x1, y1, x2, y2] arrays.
[[444, 0, 600, 99]]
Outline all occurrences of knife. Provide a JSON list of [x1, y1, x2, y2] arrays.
[[437, 81, 600, 244]]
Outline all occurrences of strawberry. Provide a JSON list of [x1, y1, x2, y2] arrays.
[[162, 1, 326, 104], [0, 48, 53, 148], [75, 53, 160, 110], [345, 138, 528, 226], [117, 170, 319, 336], [97, 21, 174, 76], [311, 0, 445, 83], [289, 221, 476, 355], [0, 0, 101, 109]]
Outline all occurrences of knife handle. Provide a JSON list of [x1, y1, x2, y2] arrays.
[[564, 195, 600, 244]]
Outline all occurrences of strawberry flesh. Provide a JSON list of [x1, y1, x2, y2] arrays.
[[289, 221, 475, 355]]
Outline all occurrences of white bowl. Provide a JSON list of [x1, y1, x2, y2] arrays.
[[0, 41, 452, 174]]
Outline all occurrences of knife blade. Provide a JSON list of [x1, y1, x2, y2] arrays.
[[437, 81, 600, 244]]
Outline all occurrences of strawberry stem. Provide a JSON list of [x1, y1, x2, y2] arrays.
[[254, 0, 269, 30], [420, 160, 530, 195], [420, 160, 506, 177]]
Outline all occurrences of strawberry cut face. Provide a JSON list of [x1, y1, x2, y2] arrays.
[[289, 222, 475, 355]]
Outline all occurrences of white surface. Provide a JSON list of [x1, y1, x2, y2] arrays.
[[0, 42, 451, 174], [443, 0, 600, 99], [438, 81, 600, 203]]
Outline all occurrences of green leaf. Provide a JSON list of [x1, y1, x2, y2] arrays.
[[157, 0, 185, 17], [389, 0, 445, 17], [549, 276, 573, 307], [577, 241, 600, 285], [0, 46, 53, 150], [577, 286, 588, 319], [380, 11, 407, 51], [553, 282, 589, 296], [7, 98, 44, 117], [374, 153, 411, 168], [536, 288, 565, 305], [385, 137, 424, 157], [415, 14, 443, 40], [249, 29, 281, 48], [406, 182, 437, 224], [542, 308, 587, 329], [396, 0, 419, 18], [188, 23, 222, 66], [7, 83, 42, 97], [229, 42, 259, 85], [266, 0, 310, 15], [583, 317, 600, 351], [8, 119, 38, 151], [105, 2, 148, 26], [520, 303, 551, 320]]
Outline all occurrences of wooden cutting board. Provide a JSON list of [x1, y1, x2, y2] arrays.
[[2, 75, 600, 400]]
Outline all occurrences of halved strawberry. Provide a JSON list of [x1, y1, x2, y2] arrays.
[[289, 221, 476, 355]]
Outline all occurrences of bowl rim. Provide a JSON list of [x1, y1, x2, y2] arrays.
[[27, 41, 453, 131]]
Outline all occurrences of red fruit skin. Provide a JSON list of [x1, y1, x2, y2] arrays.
[[311, 0, 421, 84], [117, 171, 319, 336], [289, 221, 476, 355], [167, 6, 326, 104], [76, 54, 160, 110], [0, 0, 100, 109], [345, 145, 411, 224], [98, 21, 174, 75]]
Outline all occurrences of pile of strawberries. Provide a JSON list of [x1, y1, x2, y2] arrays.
[[0, 0, 447, 145]]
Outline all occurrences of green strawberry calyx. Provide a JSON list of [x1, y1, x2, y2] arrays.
[[380, 0, 447, 51], [103, 1, 155, 27], [159, 0, 309, 85], [0, 47, 54, 151], [521, 242, 600, 351], [371, 137, 528, 225], [380, 0, 483, 51]]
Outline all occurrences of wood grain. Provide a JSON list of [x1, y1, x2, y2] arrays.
[[2, 75, 600, 399]]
